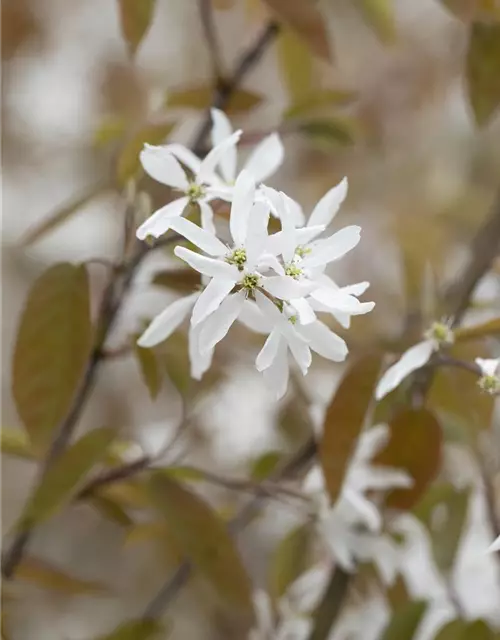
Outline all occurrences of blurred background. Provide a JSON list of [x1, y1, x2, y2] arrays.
[[2, 0, 500, 638]]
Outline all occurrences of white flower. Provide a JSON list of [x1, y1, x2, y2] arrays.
[[303, 425, 412, 582], [375, 321, 454, 401], [475, 357, 500, 395], [136, 129, 242, 240], [249, 585, 314, 640]]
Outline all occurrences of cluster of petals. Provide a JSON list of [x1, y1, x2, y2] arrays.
[[137, 109, 374, 398]]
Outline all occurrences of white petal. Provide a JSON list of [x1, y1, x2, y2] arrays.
[[487, 535, 500, 553], [238, 300, 272, 335], [189, 322, 214, 380], [174, 246, 238, 280], [344, 488, 381, 531], [341, 281, 370, 296], [198, 130, 242, 183], [287, 198, 306, 226], [279, 192, 299, 263], [262, 276, 316, 300], [266, 226, 325, 256], [168, 216, 226, 256], [310, 288, 372, 314], [257, 253, 285, 275], [199, 200, 216, 235], [137, 293, 199, 348], [230, 169, 255, 246], [191, 277, 235, 326], [307, 177, 348, 229], [199, 291, 245, 352], [210, 108, 236, 183], [256, 329, 281, 371], [290, 298, 316, 325], [243, 133, 284, 184], [302, 225, 361, 269], [136, 197, 189, 240], [475, 358, 499, 377], [246, 201, 270, 269], [262, 338, 289, 400], [286, 332, 312, 375], [375, 340, 435, 400], [140, 145, 189, 190], [159, 143, 202, 176], [297, 321, 348, 362], [355, 424, 389, 461]]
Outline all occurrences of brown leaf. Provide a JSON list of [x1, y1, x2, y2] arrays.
[[434, 619, 496, 640], [320, 354, 383, 504], [133, 341, 162, 400], [299, 117, 360, 147], [20, 181, 112, 247], [117, 122, 176, 185], [16, 427, 115, 530], [261, 0, 332, 59], [375, 408, 442, 510], [152, 268, 201, 292], [166, 85, 264, 113], [117, 0, 157, 57], [466, 21, 500, 126], [17, 556, 108, 595], [12, 263, 92, 451], [277, 26, 315, 103], [269, 522, 312, 599], [148, 472, 254, 615], [284, 89, 357, 120]]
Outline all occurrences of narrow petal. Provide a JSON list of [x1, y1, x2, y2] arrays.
[[246, 201, 270, 269], [290, 298, 316, 325], [243, 133, 284, 183], [136, 197, 189, 240], [310, 288, 369, 313], [475, 358, 499, 377], [341, 281, 370, 296], [279, 192, 299, 263], [198, 130, 242, 183], [168, 216, 226, 256], [210, 109, 236, 183], [344, 488, 381, 531], [286, 332, 312, 375], [159, 143, 202, 176], [297, 320, 348, 362], [230, 169, 255, 246], [140, 145, 189, 190], [189, 322, 214, 380], [137, 293, 199, 348], [199, 200, 216, 235], [262, 276, 316, 300], [191, 277, 235, 326], [174, 246, 239, 279], [375, 340, 435, 400], [266, 226, 325, 256], [262, 338, 289, 400], [307, 177, 348, 229], [257, 253, 285, 275], [238, 300, 272, 335], [302, 225, 361, 269], [256, 329, 281, 371], [199, 291, 245, 352]]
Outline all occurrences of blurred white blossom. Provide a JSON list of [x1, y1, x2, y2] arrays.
[[475, 357, 500, 395]]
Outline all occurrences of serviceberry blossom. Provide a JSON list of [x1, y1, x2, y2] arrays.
[[136, 128, 242, 239], [475, 357, 500, 395], [303, 425, 412, 582], [375, 321, 454, 400], [137, 112, 374, 398]]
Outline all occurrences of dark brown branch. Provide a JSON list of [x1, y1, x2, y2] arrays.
[[306, 566, 351, 640]]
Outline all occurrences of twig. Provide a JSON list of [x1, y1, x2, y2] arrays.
[[77, 455, 151, 500], [199, 0, 224, 78], [306, 566, 351, 640]]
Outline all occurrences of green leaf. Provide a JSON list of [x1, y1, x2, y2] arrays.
[[435, 619, 496, 640], [269, 522, 312, 599], [21, 181, 111, 246], [380, 601, 427, 640], [17, 556, 108, 595], [1, 428, 36, 461], [414, 483, 470, 575], [148, 472, 254, 615], [455, 317, 500, 341], [261, 0, 332, 59], [466, 22, 500, 125], [277, 26, 315, 103], [96, 619, 163, 640], [133, 341, 162, 400], [299, 117, 360, 147], [250, 451, 282, 481], [12, 263, 92, 451], [166, 85, 264, 113], [284, 89, 357, 120], [152, 268, 201, 292], [375, 409, 442, 510], [355, 0, 397, 44], [117, 122, 176, 185], [117, 0, 157, 57], [16, 427, 115, 530], [89, 495, 134, 528], [320, 354, 382, 504]]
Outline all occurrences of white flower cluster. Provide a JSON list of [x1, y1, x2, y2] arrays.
[[136, 109, 374, 398]]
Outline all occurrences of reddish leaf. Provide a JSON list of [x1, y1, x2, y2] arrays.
[[117, 0, 156, 57]]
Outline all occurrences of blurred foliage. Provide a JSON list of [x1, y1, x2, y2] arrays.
[[380, 601, 427, 640]]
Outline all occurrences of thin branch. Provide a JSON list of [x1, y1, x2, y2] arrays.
[[306, 566, 351, 640], [199, 0, 224, 78], [77, 455, 151, 499]]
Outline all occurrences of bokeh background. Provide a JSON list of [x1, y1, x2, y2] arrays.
[[2, 0, 500, 638]]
